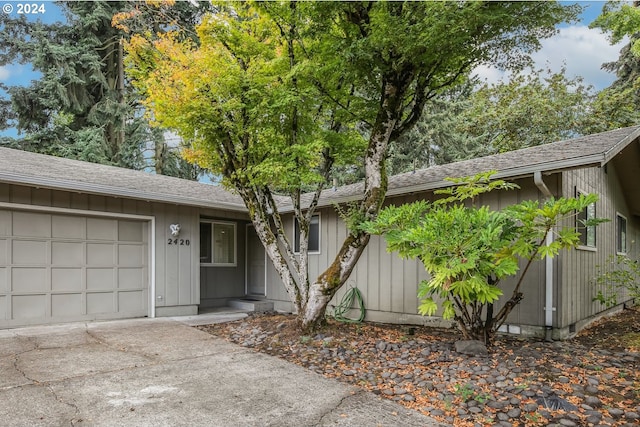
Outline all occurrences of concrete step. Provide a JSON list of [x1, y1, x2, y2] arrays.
[[228, 299, 274, 312]]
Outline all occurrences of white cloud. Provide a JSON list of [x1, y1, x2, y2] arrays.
[[473, 25, 626, 90], [0, 66, 10, 81], [533, 25, 625, 89]]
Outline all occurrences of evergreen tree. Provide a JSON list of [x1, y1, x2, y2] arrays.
[[387, 80, 488, 176], [586, 1, 640, 133], [0, 0, 209, 178]]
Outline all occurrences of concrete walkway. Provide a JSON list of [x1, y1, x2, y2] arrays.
[[0, 315, 444, 427]]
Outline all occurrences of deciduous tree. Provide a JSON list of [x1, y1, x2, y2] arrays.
[[387, 69, 595, 176], [128, 1, 581, 331]]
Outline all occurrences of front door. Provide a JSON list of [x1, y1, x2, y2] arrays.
[[245, 225, 266, 297]]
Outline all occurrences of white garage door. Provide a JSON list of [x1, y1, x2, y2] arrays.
[[0, 209, 149, 328]]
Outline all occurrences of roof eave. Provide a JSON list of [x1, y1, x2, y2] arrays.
[[303, 154, 607, 210], [602, 126, 640, 163], [0, 174, 249, 212]]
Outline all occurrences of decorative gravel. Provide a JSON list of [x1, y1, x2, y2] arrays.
[[199, 309, 640, 427]]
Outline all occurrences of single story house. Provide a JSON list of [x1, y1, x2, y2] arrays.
[[0, 126, 638, 339]]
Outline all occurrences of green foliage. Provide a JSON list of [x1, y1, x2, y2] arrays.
[[593, 255, 640, 308], [335, 202, 367, 237], [0, 1, 205, 178], [385, 68, 597, 177], [128, 1, 366, 191], [126, 0, 581, 329], [587, 2, 640, 132], [362, 172, 601, 342], [128, 0, 581, 188], [592, 2, 640, 56], [463, 68, 596, 153], [454, 383, 476, 401], [434, 170, 519, 205], [453, 383, 491, 404], [1, 2, 134, 165], [386, 81, 486, 177]]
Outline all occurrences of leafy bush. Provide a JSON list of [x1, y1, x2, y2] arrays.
[[362, 171, 603, 344], [593, 255, 640, 308]]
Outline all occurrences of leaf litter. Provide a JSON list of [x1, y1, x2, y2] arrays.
[[199, 308, 640, 426]]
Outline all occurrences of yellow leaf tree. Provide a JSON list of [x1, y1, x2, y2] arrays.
[[126, 1, 580, 331]]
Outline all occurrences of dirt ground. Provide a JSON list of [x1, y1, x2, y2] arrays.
[[573, 308, 640, 351], [200, 308, 640, 426]]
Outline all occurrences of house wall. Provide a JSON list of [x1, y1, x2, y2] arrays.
[[0, 182, 212, 318], [558, 164, 640, 338], [199, 208, 249, 308], [265, 175, 558, 334], [472, 176, 561, 336]]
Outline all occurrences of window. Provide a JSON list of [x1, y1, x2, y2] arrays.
[[294, 214, 320, 253], [200, 221, 236, 266], [576, 190, 596, 248], [617, 213, 627, 254]]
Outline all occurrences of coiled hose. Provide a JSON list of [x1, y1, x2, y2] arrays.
[[332, 286, 366, 323]]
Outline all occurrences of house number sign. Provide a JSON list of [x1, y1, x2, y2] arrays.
[[167, 223, 189, 245], [167, 238, 190, 246]]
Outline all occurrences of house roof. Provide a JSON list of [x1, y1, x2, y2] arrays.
[[0, 147, 247, 211], [1, 125, 639, 215], [284, 125, 640, 211]]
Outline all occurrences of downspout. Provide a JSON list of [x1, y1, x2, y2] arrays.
[[534, 171, 555, 341]]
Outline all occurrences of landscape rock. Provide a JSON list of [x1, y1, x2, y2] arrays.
[[454, 340, 488, 356], [205, 309, 640, 427]]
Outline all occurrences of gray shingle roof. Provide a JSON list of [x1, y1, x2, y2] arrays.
[[2, 125, 638, 214], [283, 125, 640, 211], [0, 147, 247, 211]]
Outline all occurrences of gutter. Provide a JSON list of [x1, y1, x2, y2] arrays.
[[0, 173, 248, 212], [534, 171, 555, 342], [277, 154, 608, 213], [385, 155, 606, 200]]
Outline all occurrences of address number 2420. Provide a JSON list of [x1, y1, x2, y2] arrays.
[[168, 238, 190, 246]]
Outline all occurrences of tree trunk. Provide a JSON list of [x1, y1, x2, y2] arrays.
[[298, 78, 404, 331], [300, 232, 370, 331], [483, 303, 494, 345]]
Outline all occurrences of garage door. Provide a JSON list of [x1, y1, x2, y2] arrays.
[[0, 209, 149, 328]]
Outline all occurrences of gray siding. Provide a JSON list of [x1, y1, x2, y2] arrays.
[[0, 183, 208, 317], [559, 165, 640, 330], [199, 212, 248, 308], [153, 203, 200, 312], [265, 175, 560, 330], [199, 208, 249, 307]]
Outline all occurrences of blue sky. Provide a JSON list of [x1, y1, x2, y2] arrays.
[[0, 1, 64, 87], [0, 1, 629, 138], [474, 1, 626, 90]]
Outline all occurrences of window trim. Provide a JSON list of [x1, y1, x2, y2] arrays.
[[200, 220, 237, 267], [575, 188, 597, 251], [616, 212, 627, 255], [293, 213, 321, 255]]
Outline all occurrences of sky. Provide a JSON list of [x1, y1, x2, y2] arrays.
[[473, 1, 626, 90], [0, 0, 631, 137]]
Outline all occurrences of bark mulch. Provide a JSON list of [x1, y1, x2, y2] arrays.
[[198, 308, 640, 427]]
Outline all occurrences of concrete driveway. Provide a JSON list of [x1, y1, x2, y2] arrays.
[[0, 316, 443, 427]]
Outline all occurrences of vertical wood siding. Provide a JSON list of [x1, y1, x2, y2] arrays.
[[560, 165, 639, 329], [265, 175, 561, 328], [198, 208, 251, 308]]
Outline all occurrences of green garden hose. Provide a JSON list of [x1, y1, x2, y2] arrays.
[[332, 286, 366, 323]]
